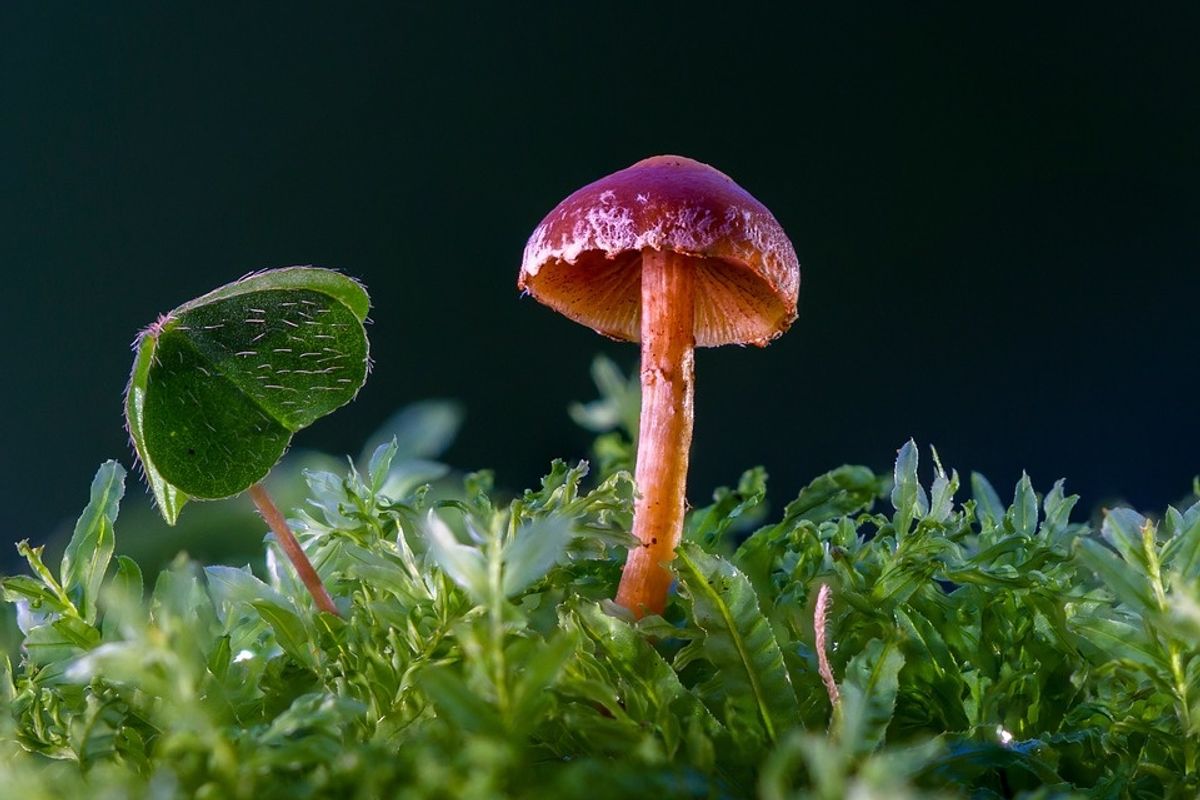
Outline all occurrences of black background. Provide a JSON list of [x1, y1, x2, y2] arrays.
[[3, 3, 1197, 552]]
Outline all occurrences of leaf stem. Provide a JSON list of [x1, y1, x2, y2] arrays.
[[1142, 519, 1196, 775], [488, 528, 511, 722], [1168, 645, 1196, 775], [17, 542, 77, 615], [248, 483, 339, 616]]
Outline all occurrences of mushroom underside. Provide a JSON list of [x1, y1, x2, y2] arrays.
[[521, 251, 794, 347]]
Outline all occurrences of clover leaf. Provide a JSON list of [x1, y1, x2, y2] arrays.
[[126, 267, 370, 524]]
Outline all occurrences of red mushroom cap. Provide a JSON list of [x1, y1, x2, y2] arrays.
[[519, 155, 800, 347]]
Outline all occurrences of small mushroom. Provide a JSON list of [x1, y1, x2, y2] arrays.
[[519, 155, 800, 616]]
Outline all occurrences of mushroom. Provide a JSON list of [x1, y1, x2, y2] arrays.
[[519, 155, 800, 617]]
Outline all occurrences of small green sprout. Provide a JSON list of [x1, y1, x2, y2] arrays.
[[125, 266, 371, 615]]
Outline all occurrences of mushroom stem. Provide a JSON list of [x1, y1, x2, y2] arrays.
[[248, 482, 340, 616], [615, 248, 695, 617]]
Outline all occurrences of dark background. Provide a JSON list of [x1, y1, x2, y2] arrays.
[[2, 3, 1197, 556]]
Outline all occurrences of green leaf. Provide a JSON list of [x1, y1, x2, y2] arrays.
[[686, 467, 768, 550], [16, 540, 70, 607], [971, 472, 1005, 529], [251, 599, 315, 669], [0, 654, 14, 704], [1, 575, 66, 613], [365, 438, 399, 494], [1100, 508, 1151, 574], [207, 634, 232, 683], [1042, 479, 1079, 538], [893, 606, 962, 707], [256, 692, 365, 754], [173, 266, 370, 321], [24, 617, 101, 669], [60, 461, 125, 623], [359, 400, 464, 464], [126, 267, 371, 519], [126, 338, 188, 524], [781, 464, 881, 525], [418, 664, 504, 735], [502, 517, 571, 597], [1070, 615, 1162, 669], [510, 631, 577, 723], [567, 600, 718, 729], [926, 447, 958, 524], [339, 541, 429, 601], [111, 555, 144, 602], [569, 354, 640, 438], [837, 638, 905, 757], [1010, 473, 1038, 537], [148, 558, 223, 654], [423, 510, 488, 602], [673, 543, 800, 744], [1075, 537, 1154, 613], [891, 440, 927, 537], [205, 565, 291, 616], [926, 738, 1064, 788], [1163, 506, 1200, 580]]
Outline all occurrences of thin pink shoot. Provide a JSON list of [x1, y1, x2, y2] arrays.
[[815, 583, 839, 713]]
